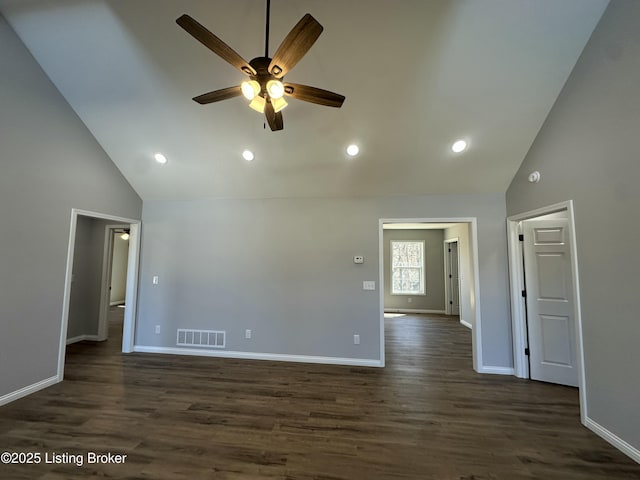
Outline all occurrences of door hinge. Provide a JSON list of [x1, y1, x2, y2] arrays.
[[521, 290, 527, 298], [519, 234, 524, 241], [524, 347, 530, 356], [448, 248, 451, 252]]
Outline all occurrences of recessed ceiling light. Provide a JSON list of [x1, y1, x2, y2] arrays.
[[346, 144, 359, 157], [451, 140, 467, 153], [242, 150, 255, 161], [154, 153, 168, 164]]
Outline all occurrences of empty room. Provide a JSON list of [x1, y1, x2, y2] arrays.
[[1, 1, 639, 479]]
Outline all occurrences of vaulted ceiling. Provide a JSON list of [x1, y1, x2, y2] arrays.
[[0, 0, 608, 200]]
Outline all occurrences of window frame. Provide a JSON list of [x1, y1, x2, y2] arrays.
[[390, 240, 426, 296]]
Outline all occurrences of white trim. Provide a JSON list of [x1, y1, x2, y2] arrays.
[[585, 417, 640, 464], [443, 237, 460, 316], [460, 319, 472, 329], [0, 376, 59, 407], [122, 222, 140, 353], [384, 308, 446, 314], [378, 223, 386, 367], [476, 365, 515, 375], [66, 334, 101, 345], [507, 200, 587, 424], [59, 209, 141, 383], [133, 345, 383, 368], [379, 217, 482, 373], [507, 220, 527, 379], [469, 219, 482, 373]]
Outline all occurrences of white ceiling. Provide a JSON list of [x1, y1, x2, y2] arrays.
[[0, 0, 608, 201]]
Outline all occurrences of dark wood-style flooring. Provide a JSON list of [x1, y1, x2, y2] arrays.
[[1, 309, 639, 479]]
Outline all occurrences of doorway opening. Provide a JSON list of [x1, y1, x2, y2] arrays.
[[95, 225, 132, 342], [58, 209, 141, 379], [378, 218, 482, 371], [507, 201, 586, 420]]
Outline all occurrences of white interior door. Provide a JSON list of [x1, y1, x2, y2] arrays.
[[448, 242, 460, 315], [523, 218, 578, 387]]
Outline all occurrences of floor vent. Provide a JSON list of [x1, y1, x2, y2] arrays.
[[177, 329, 226, 348]]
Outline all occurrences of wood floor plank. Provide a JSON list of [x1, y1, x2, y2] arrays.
[[1, 310, 639, 479]]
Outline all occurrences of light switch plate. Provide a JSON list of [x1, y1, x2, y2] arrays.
[[363, 281, 376, 290]]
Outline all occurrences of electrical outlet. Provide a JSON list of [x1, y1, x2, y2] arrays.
[[155, 325, 161, 334], [353, 334, 360, 345], [245, 329, 252, 339], [363, 281, 376, 290]]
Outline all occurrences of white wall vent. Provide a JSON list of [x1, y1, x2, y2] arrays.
[[177, 329, 226, 348]]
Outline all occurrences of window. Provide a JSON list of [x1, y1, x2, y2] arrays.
[[391, 240, 425, 295]]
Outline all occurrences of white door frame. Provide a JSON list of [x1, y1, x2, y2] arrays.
[[379, 218, 482, 372], [506, 200, 587, 423], [58, 209, 141, 379], [443, 237, 460, 316]]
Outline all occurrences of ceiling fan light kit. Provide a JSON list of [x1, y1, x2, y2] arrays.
[[241, 80, 261, 100], [176, 0, 345, 131], [249, 95, 266, 113], [266, 79, 285, 99]]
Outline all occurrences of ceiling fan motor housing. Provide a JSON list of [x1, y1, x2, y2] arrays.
[[249, 57, 279, 97]]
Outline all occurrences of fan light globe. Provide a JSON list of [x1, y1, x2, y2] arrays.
[[120, 232, 130, 241], [241, 80, 260, 100], [271, 96, 288, 113], [242, 150, 255, 161], [248, 95, 266, 113], [266, 80, 285, 99]]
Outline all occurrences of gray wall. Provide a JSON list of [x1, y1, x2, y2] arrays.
[[137, 193, 511, 368], [0, 16, 142, 398], [506, 0, 640, 451], [444, 223, 473, 327], [383, 229, 445, 312]]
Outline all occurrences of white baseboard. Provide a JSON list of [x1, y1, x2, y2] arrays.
[[133, 345, 383, 368], [110, 300, 125, 306], [384, 308, 447, 314], [477, 365, 515, 375], [585, 417, 640, 464], [460, 319, 472, 329], [0, 375, 59, 407], [66, 334, 101, 345]]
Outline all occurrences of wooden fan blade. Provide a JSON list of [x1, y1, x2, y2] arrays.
[[264, 101, 284, 131], [268, 14, 323, 78], [176, 14, 256, 76], [284, 83, 345, 108], [193, 86, 242, 104]]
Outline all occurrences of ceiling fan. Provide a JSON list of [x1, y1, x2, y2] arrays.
[[176, 0, 345, 132]]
